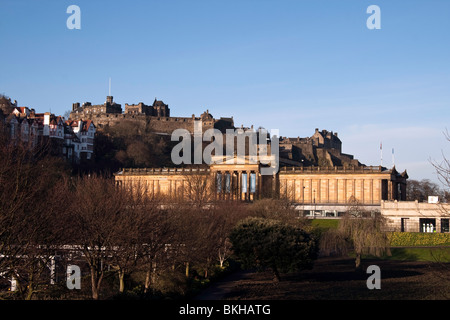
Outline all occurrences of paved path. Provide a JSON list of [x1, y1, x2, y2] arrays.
[[193, 270, 253, 300]]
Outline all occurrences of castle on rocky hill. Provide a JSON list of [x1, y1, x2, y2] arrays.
[[69, 95, 363, 169], [279, 129, 360, 168], [69, 96, 235, 134]]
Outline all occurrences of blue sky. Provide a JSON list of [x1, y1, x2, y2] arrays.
[[1, 0, 449, 184]]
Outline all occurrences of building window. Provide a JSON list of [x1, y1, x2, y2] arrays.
[[401, 218, 409, 232], [225, 173, 231, 193], [241, 173, 256, 193], [241, 173, 247, 193], [250, 173, 256, 193], [441, 219, 449, 233], [216, 173, 222, 193], [420, 218, 436, 233]]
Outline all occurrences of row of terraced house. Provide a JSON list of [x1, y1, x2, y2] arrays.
[[0, 95, 95, 163]]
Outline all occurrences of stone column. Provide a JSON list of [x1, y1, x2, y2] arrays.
[[247, 171, 251, 201], [213, 171, 217, 201], [352, 179, 356, 201], [181, 179, 185, 201], [344, 178, 347, 203], [223, 171, 227, 200], [388, 180, 393, 200], [292, 179, 296, 202], [151, 180, 155, 198], [173, 180, 177, 200], [300, 179, 304, 203], [235, 171, 241, 200], [231, 171, 236, 200], [334, 179, 338, 204], [251, 172, 256, 201], [237, 171, 242, 201], [221, 171, 226, 200], [400, 182, 407, 201], [370, 179, 374, 204], [257, 173, 262, 200], [361, 179, 364, 204], [226, 171, 231, 200], [316, 179, 322, 203]]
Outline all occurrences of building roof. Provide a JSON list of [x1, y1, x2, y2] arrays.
[[153, 99, 167, 107], [65, 119, 95, 132], [81, 120, 95, 131]]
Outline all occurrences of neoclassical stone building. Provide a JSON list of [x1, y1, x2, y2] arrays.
[[279, 165, 408, 215], [112, 108, 409, 216], [114, 157, 408, 216], [381, 200, 449, 233]]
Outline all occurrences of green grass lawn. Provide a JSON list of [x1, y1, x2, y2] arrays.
[[309, 218, 340, 230], [310, 218, 450, 262], [377, 247, 450, 262]]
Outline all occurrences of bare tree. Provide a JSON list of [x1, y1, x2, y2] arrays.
[[130, 184, 177, 295], [406, 179, 445, 202], [249, 198, 306, 227], [431, 129, 450, 202], [64, 174, 128, 300], [429, 129, 450, 297], [107, 188, 143, 293], [181, 170, 215, 208], [138, 208, 177, 294], [320, 197, 391, 271], [0, 135, 69, 299], [191, 201, 249, 277]]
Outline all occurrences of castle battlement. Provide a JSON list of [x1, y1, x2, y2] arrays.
[[69, 96, 234, 134]]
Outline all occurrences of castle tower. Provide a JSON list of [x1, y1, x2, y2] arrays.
[[106, 96, 114, 105], [152, 98, 170, 117], [72, 102, 80, 111]]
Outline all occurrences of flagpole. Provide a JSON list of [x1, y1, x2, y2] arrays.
[[380, 142, 383, 167], [392, 148, 395, 167]]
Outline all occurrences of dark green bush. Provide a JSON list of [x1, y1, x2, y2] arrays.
[[229, 217, 318, 281]]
